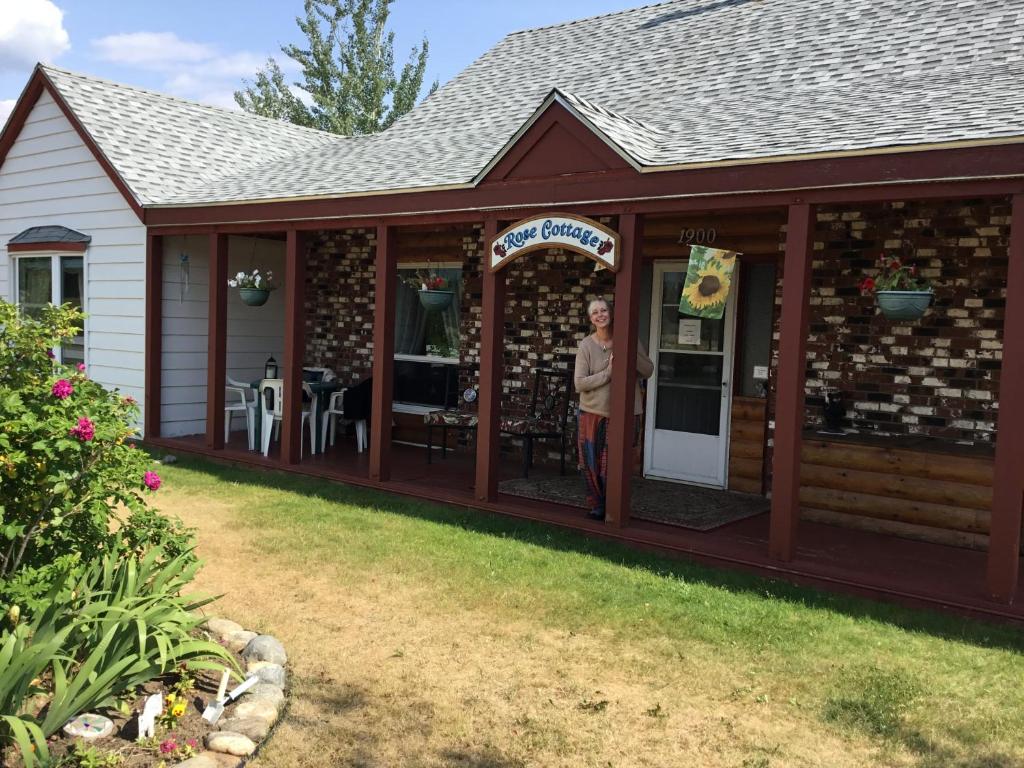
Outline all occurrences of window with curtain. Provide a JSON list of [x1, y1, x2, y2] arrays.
[[394, 264, 462, 360], [393, 263, 462, 408], [16, 255, 86, 365]]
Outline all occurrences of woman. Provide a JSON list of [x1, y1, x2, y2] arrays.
[[573, 297, 654, 521]]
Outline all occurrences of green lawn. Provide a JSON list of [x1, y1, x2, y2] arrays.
[[159, 455, 1024, 768]]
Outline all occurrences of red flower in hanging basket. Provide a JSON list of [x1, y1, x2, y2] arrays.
[[859, 277, 876, 294]]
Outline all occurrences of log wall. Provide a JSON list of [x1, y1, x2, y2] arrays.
[[798, 439, 996, 549], [729, 396, 766, 494]]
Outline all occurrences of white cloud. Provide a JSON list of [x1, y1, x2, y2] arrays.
[[89, 31, 283, 112], [91, 32, 214, 69], [0, 99, 16, 127], [0, 0, 70, 72]]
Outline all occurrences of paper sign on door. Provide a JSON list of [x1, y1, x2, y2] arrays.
[[678, 318, 702, 346]]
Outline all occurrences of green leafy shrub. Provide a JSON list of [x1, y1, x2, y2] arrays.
[[0, 300, 182, 609], [0, 545, 238, 764]]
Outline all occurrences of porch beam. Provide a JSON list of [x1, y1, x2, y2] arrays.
[[475, 217, 504, 502], [369, 224, 397, 481], [768, 202, 816, 561], [605, 214, 643, 527], [205, 233, 228, 450], [986, 193, 1024, 602], [144, 233, 163, 439], [281, 229, 306, 465]]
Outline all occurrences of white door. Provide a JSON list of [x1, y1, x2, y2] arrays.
[[644, 261, 737, 488]]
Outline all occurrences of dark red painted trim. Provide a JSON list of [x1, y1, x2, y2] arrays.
[[483, 101, 633, 182], [7, 241, 88, 253], [281, 230, 306, 465], [769, 204, 815, 561], [0, 75, 44, 173], [986, 193, 1024, 602], [144, 146, 1024, 230], [475, 217, 503, 502], [144, 233, 162, 439], [205, 234, 228, 450], [605, 214, 642, 527], [369, 225, 397, 481]]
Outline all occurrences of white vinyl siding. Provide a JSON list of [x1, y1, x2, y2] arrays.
[[160, 235, 286, 438], [0, 91, 147, 422]]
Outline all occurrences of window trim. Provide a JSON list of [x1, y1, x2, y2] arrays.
[[11, 250, 89, 366]]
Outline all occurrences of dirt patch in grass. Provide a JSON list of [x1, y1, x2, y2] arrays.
[[157, 480, 917, 768]]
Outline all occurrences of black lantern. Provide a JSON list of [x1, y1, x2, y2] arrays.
[[265, 355, 278, 379]]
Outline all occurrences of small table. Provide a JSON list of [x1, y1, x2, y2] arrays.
[[250, 379, 342, 453]]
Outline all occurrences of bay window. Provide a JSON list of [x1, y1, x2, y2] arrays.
[[15, 254, 85, 364]]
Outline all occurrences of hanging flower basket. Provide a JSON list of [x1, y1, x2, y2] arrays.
[[875, 290, 933, 321], [239, 287, 270, 306], [418, 289, 454, 311]]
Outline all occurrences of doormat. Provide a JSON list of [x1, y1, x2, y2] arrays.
[[498, 474, 768, 531]]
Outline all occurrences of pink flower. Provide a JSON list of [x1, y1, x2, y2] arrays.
[[69, 417, 95, 441], [186, 738, 198, 749], [159, 738, 177, 754], [77, 363, 86, 372], [46, 349, 56, 359], [144, 471, 162, 491], [123, 395, 137, 405], [51, 379, 73, 399]]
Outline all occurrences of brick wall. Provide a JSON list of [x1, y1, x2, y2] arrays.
[[769, 197, 1009, 446], [302, 226, 615, 460]]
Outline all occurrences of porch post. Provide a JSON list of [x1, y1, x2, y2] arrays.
[[986, 192, 1024, 602], [768, 202, 815, 561], [605, 213, 643, 528], [475, 217, 503, 502], [205, 233, 228, 450], [281, 229, 306, 465], [369, 224, 397, 482], [144, 232, 162, 440]]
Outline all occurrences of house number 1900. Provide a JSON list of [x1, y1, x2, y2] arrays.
[[678, 228, 717, 245]]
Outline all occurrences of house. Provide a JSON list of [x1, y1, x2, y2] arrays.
[[1, 0, 1022, 617]]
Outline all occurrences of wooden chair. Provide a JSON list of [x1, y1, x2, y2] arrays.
[[499, 368, 573, 478]]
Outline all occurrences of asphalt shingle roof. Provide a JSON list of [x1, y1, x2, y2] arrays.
[[34, 0, 1024, 206], [8, 225, 91, 245]]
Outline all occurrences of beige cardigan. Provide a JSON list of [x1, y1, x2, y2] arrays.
[[573, 334, 654, 417]]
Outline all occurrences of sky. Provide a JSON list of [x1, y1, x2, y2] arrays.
[[0, 0, 646, 127]]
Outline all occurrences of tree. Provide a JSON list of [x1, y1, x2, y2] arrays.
[[235, 0, 435, 135]]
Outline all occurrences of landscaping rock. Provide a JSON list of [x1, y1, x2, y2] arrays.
[[206, 731, 256, 757], [62, 713, 114, 740], [234, 697, 279, 725], [243, 682, 285, 707], [204, 618, 244, 638], [242, 635, 287, 665], [160, 454, 178, 464], [246, 660, 286, 687], [226, 630, 258, 653], [175, 753, 237, 768], [218, 715, 271, 741]]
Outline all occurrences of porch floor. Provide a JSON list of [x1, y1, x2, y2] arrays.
[[148, 433, 1024, 623]]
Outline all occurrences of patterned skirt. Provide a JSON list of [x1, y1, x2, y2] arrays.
[[577, 410, 609, 514]]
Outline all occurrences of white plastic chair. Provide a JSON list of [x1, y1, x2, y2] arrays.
[[320, 388, 368, 453], [225, 375, 256, 450], [259, 379, 316, 458]]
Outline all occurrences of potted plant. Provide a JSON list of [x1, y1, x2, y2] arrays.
[[228, 268, 277, 306], [404, 268, 453, 311], [859, 256, 933, 320]]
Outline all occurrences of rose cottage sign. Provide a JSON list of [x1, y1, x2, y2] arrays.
[[490, 214, 620, 272]]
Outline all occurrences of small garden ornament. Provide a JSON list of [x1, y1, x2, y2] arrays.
[[859, 256, 933, 320]]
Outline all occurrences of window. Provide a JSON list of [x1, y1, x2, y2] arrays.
[[393, 263, 462, 407], [15, 255, 85, 365]]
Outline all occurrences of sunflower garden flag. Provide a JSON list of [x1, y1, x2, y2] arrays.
[[678, 245, 739, 319]]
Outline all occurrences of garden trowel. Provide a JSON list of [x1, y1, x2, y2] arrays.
[[201, 673, 259, 724]]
